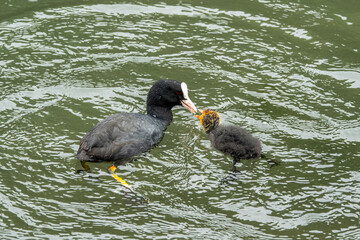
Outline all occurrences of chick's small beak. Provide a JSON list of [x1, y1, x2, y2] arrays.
[[181, 98, 197, 113], [195, 113, 203, 125]]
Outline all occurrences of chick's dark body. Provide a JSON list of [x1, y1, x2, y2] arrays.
[[208, 124, 262, 162]]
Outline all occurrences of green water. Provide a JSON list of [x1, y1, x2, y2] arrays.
[[1, 0, 359, 239]]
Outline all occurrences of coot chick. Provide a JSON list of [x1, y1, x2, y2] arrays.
[[195, 109, 261, 171], [77, 79, 197, 189]]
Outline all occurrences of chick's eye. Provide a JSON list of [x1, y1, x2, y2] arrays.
[[175, 91, 180, 95]]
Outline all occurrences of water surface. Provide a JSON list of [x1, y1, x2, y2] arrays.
[[1, 0, 359, 239]]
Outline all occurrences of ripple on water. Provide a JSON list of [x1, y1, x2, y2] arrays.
[[0, 1, 359, 239]]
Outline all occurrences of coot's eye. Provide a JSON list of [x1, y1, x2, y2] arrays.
[[175, 91, 180, 95]]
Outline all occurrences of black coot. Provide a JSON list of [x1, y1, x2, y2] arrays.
[[196, 109, 262, 171], [76, 79, 197, 187]]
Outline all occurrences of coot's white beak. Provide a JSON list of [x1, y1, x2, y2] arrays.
[[181, 98, 197, 113], [180, 82, 197, 113]]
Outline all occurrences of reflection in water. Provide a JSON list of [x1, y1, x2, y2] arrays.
[[0, 1, 359, 239]]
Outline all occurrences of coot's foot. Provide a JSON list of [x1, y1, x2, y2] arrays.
[[76, 160, 91, 174], [108, 165, 150, 203], [108, 165, 133, 190]]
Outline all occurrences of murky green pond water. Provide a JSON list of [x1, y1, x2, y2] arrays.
[[1, 0, 359, 239]]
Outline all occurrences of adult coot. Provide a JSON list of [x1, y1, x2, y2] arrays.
[[77, 79, 197, 188], [195, 109, 262, 171]]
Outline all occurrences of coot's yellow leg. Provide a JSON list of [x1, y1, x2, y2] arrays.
[[108, 165, 134, 193], [108, 165, 149, 203], [81, 160, 91, 172]]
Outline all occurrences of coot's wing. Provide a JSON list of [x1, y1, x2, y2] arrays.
[[77, 113, 163, 161]]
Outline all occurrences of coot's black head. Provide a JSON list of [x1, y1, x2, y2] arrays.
[[195, 109, 221, 134], [146, 79, 197, 114]]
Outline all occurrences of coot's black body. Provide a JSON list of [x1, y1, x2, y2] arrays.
[[76, 113, 168, 162], [76, 79, 197, 163]]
